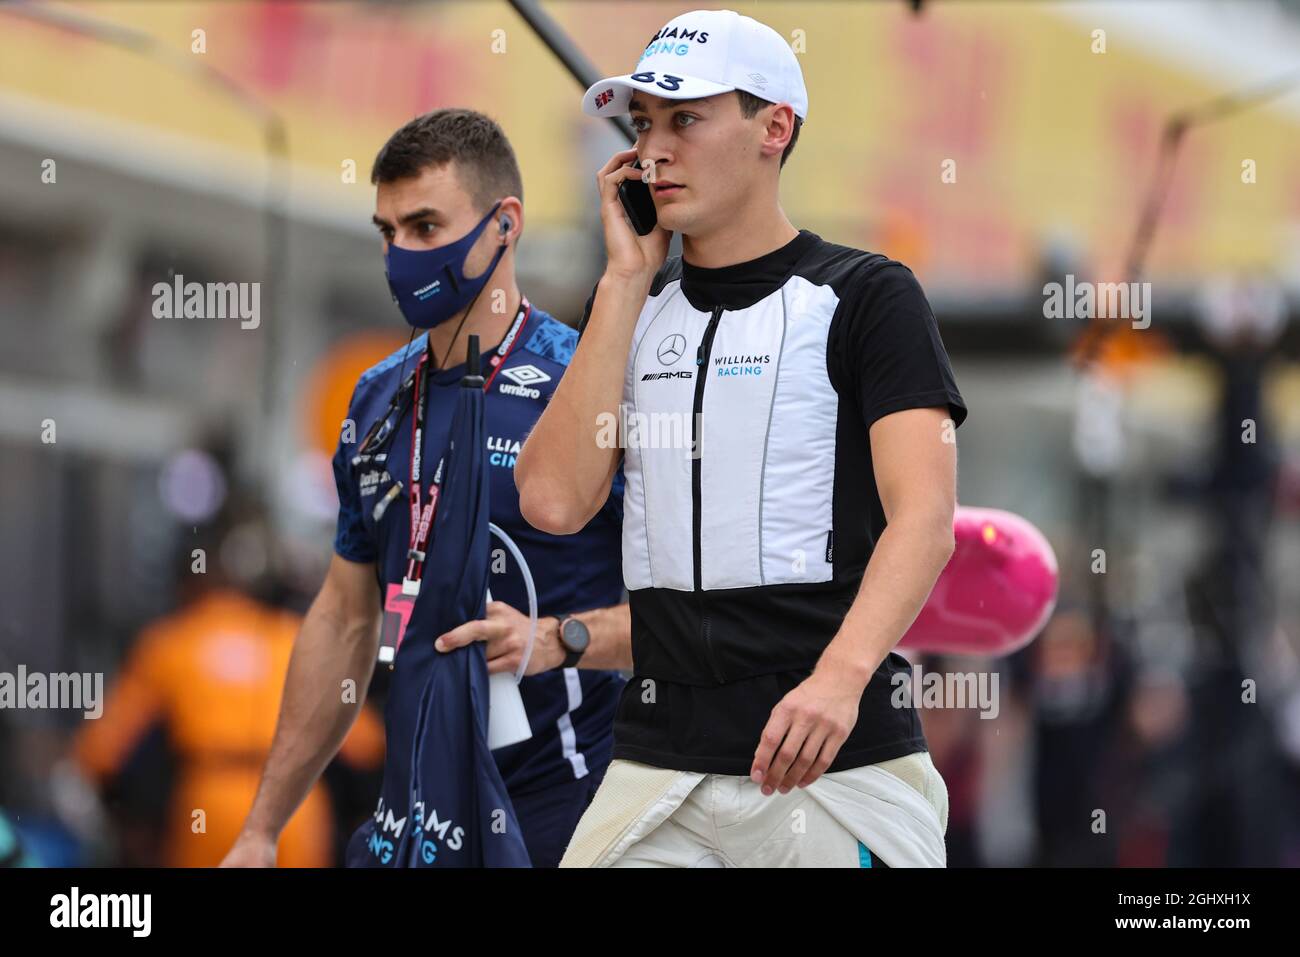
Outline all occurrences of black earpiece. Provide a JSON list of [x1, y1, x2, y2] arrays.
[[499, 217, 511, 235]]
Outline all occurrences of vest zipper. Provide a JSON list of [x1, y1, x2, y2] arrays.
[[693, 305, 726, 683]]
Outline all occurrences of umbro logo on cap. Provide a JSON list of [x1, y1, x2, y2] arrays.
[[581, 9, 808, 122]]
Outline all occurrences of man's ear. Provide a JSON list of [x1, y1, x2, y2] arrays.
[[762, 103, 796, 161], [499, 196, 524, 243]]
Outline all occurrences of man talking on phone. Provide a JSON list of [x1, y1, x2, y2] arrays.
[[516, 9, 967, 867]]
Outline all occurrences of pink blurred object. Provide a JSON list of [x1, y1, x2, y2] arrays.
[[898, 506, 1059, 657]]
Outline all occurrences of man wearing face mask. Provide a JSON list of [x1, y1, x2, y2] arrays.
[[221, 109, 632, 869]]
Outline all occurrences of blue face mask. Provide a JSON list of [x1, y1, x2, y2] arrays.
[[384, 200, 507, 329]]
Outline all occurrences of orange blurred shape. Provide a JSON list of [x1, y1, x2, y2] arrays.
[[875, 208, 929, 273], [1070, 319, 1171, 380], [1068, 269, 1172, 379], [301, 331, 410, 456], [74, 590, 385, 867]]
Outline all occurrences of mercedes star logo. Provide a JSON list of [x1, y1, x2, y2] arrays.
[[657, 333, 687, 365]]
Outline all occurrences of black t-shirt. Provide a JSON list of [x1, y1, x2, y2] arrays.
[[828, 260, 968, 431], [580, 229, 968, 774]]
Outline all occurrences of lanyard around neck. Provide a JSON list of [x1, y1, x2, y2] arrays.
[[353, 296, 532, 466], [395, 296, 533, 596]]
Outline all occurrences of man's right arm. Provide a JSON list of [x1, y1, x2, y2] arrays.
[[517, 274, 649, 535], [221, 554, 380, 866], [516, 146, 670, 535]]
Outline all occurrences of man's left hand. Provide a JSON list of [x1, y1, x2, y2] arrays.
[[750, 658, 868, 795], [435, 601, 561, 675]]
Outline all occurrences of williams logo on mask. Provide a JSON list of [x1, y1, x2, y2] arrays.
[[384, 200, 507, 329]]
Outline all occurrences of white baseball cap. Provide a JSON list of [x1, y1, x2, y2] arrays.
[[581, 9, 808, 121]]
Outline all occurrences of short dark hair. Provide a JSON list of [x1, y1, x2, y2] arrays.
[[370, 109, 524, 214], [735, 90, 802, 169]]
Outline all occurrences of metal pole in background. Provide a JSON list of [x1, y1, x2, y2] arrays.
[[1068, 66, 1300, 640], [505, 0, 681, 259], [505, 0, 636, 146]]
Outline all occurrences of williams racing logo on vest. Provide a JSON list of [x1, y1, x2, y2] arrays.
[[714, 353, 772, 377], [497, 364, 551, 399]]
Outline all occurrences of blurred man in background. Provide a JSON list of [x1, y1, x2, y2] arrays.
[[75, 517, 385, 867]]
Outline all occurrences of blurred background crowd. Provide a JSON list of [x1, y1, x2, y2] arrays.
[[1, 0, 1298, 867]]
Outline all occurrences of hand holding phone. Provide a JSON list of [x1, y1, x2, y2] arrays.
[[617, 159, 658, 236], [598, 149, 670, 282]]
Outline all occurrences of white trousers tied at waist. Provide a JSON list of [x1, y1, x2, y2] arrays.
[[559, 750, 949, 868]]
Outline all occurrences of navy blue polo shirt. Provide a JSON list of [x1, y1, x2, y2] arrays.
[[331, 303, 626, 796]]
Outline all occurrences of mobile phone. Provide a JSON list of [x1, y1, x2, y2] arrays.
[[617, 159, 658, 236]]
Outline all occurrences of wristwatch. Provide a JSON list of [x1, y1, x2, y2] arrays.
[[554, 614, 590, 669]]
